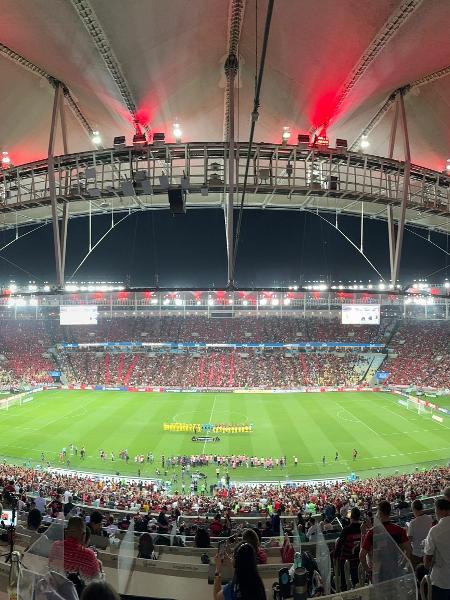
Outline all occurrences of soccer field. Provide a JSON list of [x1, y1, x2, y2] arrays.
[[0, 389, 449, 482]]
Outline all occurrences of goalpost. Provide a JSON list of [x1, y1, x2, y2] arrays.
[[399, 394, 433, 416], [0, 390, 35, 410]]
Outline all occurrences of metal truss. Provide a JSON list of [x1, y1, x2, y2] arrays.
[[0, 142, 448, 232], [70, 0, 142, 129], [350, 64, 450, 150], [1, 290, 449, 322], [0, 43, 94, 139]]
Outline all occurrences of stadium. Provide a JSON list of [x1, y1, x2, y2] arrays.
[[0, 1, 449, 599]]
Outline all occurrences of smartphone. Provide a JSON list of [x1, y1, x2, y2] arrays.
[[218, 539, 226, 559]]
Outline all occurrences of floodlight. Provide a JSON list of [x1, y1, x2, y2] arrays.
[[208, 298, 214, 306], [335, 138, 348, 151], [260, 298, 267, 306], [91, 130, 101, 145], [360, 135, 370, 149], [113, 136, 126, 149], [153, 132, 165, 147], [1, 151, 11, 166], [281, 126, 291, 145], [298, 134, 310, 148], [173, 123, 182, 143], [446, 159, 450, 173], [133, 133, 147, 146], [283, 298, 290, 305]]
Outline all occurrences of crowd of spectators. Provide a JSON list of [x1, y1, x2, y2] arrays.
[[1, 463, 448, 517], [1, 315, 449, 390], [385, 320, 450, 387], [59, 349, 368, 389]]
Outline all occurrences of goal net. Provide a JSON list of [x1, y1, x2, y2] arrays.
[[397, 394, 432, 416]]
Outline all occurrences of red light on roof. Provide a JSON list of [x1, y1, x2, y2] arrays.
[[315, 135, 329, 148], [143, 290, 153, 300], [118, 291, 129, 300]]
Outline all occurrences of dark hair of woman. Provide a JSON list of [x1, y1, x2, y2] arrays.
[[194, 527, 211, 548], [80, 582, 120, 600], [230, 542, 266, 600]]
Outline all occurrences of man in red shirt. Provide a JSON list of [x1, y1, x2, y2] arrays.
[[359, 500, 411, 577], [49, 516, 102, 583]]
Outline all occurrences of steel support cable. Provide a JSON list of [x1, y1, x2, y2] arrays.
[[232, 0, 274, 277]]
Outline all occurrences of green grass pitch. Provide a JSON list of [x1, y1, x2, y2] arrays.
[[0, 390, 449, 482]]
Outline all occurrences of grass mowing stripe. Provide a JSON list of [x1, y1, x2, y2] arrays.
[[1, 389, 449, 481]]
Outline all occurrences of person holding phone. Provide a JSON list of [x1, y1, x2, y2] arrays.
[[213, 542, 266, 600]]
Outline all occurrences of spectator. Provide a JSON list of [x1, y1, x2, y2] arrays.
[[87, 510, 108, 538], [195, 527, 211, 548], [407, 499, 432, 568], [424, 498, 450, 599], [334, 507, 361, 590], [80, 582, 119, 600], [359, 500, 411, 575], [64, 495, 75, 517], [271, 508, 282, 536], [210, 513, 223, 537], [34, 491, 47, 514], [214, 542, 266, 600], [242, 528, 267, 564], [157, 505, 169, 534], [137, 532, 157, 560], [280, 533, 295, 564], [48, 516, 102, 585], [26, 508, 46, 533]]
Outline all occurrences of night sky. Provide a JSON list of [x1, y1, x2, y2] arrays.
[[0, 210, 448, 288]]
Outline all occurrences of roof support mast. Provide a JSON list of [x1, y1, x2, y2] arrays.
[[48, 81, 70, 290], [223, 0, 246, 289]]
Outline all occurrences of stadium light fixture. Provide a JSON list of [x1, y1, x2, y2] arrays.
[[1, 151, 11, 167], [151, 298, 158, 305], [43, 285, 50, 292], [91, 130, 102, 145], [163, 298, 170, 305], [173, 123, 182, 143], [29, 298, 38, 307], [283, 298, 290, 306], [446, 159, 450, 174], [28, 284, 37, 292], [242, 300, 248, 306], [444, 281, 449, 288], [260, 298, 267, 306], [272, 298, 279, 306], [228, 299, 233, 305], [208, 298, 215, 306], [378, 283, 385, 290], [360, 135, 370, 150], [281, 126, 291, 145]]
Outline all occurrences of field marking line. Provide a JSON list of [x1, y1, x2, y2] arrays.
[[202, 394, 217, 453], [335, 402, 379, 436]]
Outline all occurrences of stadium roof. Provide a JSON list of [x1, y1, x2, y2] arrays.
[[1, 0, 449, 168], [0, 0, 450, 287]]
